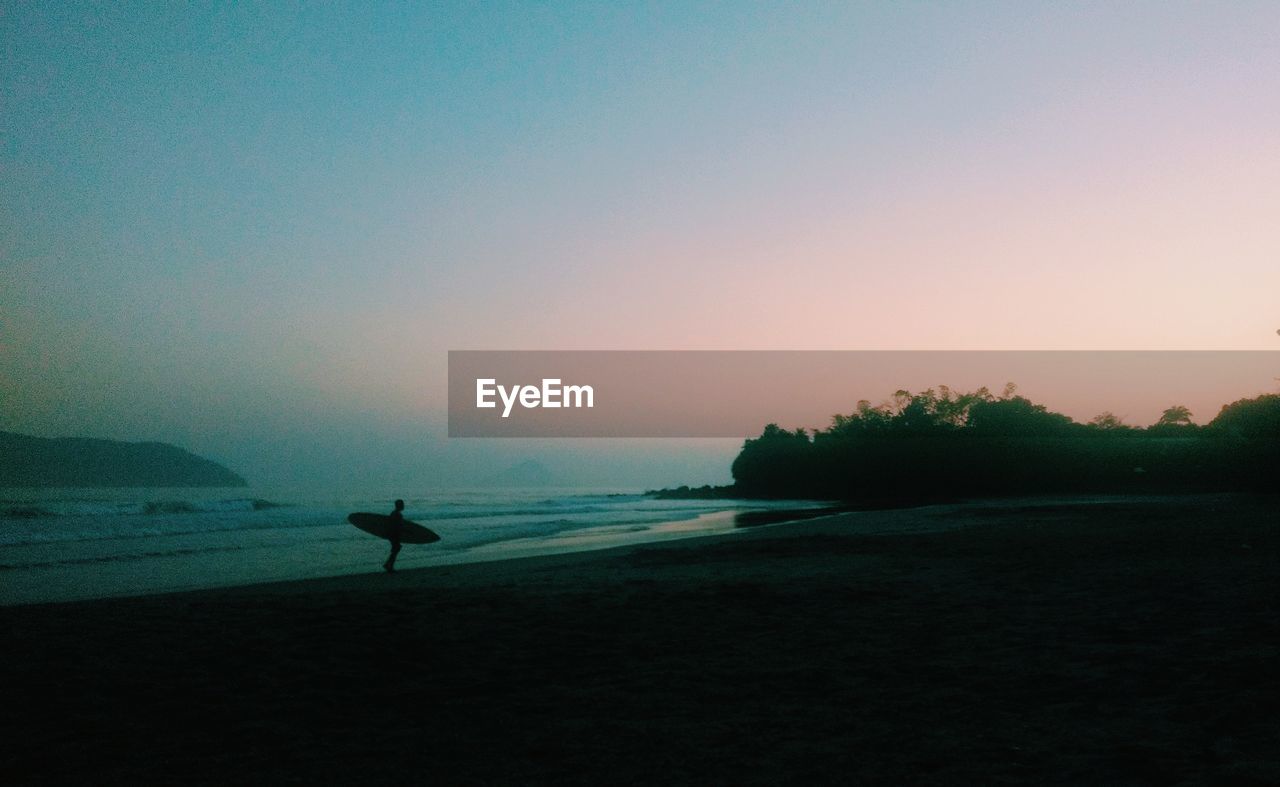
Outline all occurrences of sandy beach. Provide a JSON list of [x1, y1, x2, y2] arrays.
[[4, 495, 1277, 784]]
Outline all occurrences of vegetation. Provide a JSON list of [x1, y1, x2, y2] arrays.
[[730, 387, 1280, 499]]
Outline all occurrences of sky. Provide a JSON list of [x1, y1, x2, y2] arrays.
[[3, 2, 1279, 487]]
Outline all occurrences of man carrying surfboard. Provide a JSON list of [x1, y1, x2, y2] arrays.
[[347, 504, 441, 571], [383, 499, 405, 573]]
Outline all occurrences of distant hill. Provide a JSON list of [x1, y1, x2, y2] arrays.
[[484, 459, 562, 488], [0, 431, 247, 487]]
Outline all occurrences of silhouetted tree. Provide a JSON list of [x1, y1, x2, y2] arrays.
[[1087, 412, 1130, 432], [731, 423, 817, 498], [1157, 405, 1193, 427], [827, 400, 894, 437], [1148, 405, 1199, 437], [731, 386, 1279, 499], [966, 395, 1076, 437], [1210, 394, 1280, 439], [826, 387, 992, 437]]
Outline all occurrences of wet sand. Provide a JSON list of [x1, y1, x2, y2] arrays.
[[3, 496, 1278, 784]]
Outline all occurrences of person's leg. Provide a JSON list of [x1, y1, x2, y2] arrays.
[[384, 539, 402, 572]]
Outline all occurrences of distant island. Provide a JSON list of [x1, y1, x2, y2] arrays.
[[0, 431, 247, 488]]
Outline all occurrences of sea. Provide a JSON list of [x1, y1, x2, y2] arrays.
[[0, 486, 827, 606]]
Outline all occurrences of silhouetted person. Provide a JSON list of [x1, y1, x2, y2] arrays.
[[384, 498, 405, 573]]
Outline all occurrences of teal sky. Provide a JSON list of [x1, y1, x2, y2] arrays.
[[3, 3, 1279, 486]]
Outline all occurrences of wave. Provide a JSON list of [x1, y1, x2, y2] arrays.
[[0, 533, 364, 571], [143, 498, 291, 515], [424, 498, 728, 523], [1, 498, 290, 519], [1, 506, 55, 519]]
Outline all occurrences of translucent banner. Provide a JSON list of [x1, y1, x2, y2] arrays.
[[447, 351, 1280, 437]]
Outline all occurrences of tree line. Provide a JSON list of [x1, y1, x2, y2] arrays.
[[730, 386, 1280, 499]]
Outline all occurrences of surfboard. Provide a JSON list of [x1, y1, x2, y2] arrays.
[[347, 512, 441, 544]]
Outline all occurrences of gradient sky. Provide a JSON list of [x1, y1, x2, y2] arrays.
[[3, 2, 1279, 486]]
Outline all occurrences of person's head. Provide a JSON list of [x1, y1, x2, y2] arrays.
[[394, 499, 405, 511]]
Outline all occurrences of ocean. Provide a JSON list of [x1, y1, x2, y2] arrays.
[[0, 486, 826, 605]]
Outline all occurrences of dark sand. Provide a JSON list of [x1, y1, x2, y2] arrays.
[[4, 496, 1278, 785]]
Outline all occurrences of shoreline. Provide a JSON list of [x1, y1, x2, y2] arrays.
[[0, 501, 882, 610], [0, 499, 840, 608], [5, 493, 1277, 783], [2, 492, 1246, 610]]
